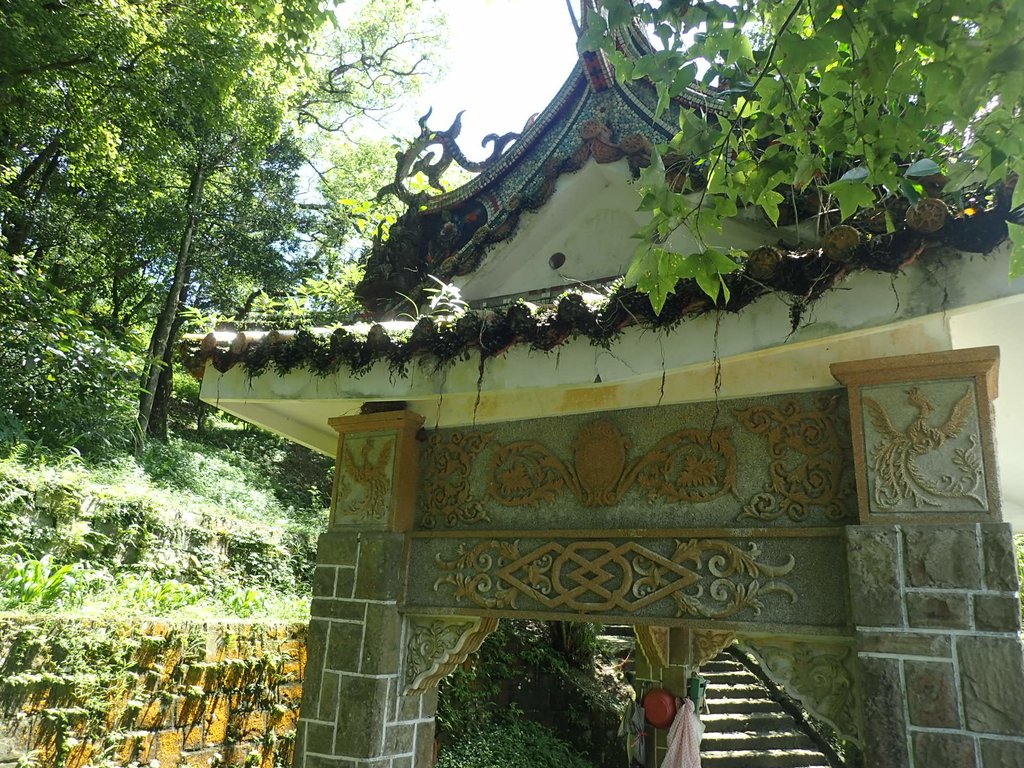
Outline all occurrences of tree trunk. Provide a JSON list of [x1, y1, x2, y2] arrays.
[[136, 160, 206, 449], [2, 137, 62, 257], [148, 278, 190, 440]]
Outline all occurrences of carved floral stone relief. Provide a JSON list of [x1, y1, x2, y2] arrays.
[[421, 432, 493, 529], [404, 616, 499, 694], [332, 434, 396, 525], [432, 538, 796, 619], [488, 421, 737, 508], [734, 396, 854, 523], [419, 417, 738, 527], [741, 638, 861, 744]]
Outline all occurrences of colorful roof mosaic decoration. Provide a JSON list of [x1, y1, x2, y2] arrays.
[[182, 8, 1020, 379]]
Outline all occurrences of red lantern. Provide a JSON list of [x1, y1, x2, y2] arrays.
[[642, 687, 678, 728]]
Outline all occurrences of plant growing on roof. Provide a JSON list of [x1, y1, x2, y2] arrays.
[[580, 0, 1024, 310]]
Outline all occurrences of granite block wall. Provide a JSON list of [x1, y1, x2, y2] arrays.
[[295, 530, 436, 768], [847, 523, 1024, 767]]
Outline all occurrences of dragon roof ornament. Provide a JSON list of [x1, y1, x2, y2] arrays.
[[378, 109, 522, 206]]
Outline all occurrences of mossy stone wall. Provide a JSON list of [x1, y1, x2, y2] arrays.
[[0, 618, 306, 768]]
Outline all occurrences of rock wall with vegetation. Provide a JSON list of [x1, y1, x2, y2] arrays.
[[0, 618, 305, 768]]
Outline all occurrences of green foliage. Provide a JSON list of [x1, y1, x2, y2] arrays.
[[0, 555, 82, 611], [437, 621, 628, 768], [435, 719, 593, 768], [586, 0, 1024, 308], [0, 404, 326, 620]]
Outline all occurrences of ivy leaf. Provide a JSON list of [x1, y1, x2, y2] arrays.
[[688, 249, 742, 303], [899, 179, 923, 204], [626, 246, 683, 314], [837, 166, 869, 183], [825, 180, 876, 221], [1009, 222, 1024, 280], [906, 158, 941, 177], [793, 155, 822, 190], [757, 189, 785, 226]]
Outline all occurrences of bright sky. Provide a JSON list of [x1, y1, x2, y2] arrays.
[[404, 0, 581, 151]]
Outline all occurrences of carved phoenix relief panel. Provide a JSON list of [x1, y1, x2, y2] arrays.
[[432, 538, 796, 619], [861, 384, 986, 512], [735, 397, 854, 523], [333, 434, 396, 525]]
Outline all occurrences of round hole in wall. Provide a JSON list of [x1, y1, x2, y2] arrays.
[[548, 252, 566, 270]]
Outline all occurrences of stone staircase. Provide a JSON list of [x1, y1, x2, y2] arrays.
[[699, 654, 835, 768]]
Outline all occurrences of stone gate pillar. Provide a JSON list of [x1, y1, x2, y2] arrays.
[[834, 348, 1024, 767], [294, 410, 437, 768], [633, 626, 735, 767]]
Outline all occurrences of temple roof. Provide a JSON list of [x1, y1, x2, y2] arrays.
[[356, 16, 730, 313]]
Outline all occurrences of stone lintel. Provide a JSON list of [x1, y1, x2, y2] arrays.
[[329, 410, 424, 531], [831, 346, 1000, 525]]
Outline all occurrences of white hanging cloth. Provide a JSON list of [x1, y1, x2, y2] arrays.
[[659, 698, 704, 768]]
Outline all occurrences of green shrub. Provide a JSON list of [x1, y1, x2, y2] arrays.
[[435, 719, 593, 768]]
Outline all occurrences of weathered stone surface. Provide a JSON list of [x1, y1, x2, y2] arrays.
[[912, 732, 977, 768], [846, 526, 903, 627], [981, 524, 1020, 593], [415, 720, 436, 767], [858, 655, 910, 768], [334, 675, 389, 758], [384, 722, 415, 754], [979, 738, 1024, 767], [301, 619, 330, 714], [313, 566, 337, 598], [420, 687, 439, 717], [906, 591, 971, 629], [334, 566, 355, 599], [974, 594, 1023, 632], [361, 603, 401, 674], [904, 660, 960, 728], [310, 597, 365, 623], [324, 621, 364, 674], [904, 526, 982, 589], [958, 636, 1024, 736], [306, 722, 336, 755], [318, 670, 339, 722], [354, 532, 405, 600], [318, 530, 359, 566], [305, 754, 354, 768], [857, 630, 951, 657]]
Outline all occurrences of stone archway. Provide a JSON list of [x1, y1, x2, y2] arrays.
[[293, 347, 1024, 768]]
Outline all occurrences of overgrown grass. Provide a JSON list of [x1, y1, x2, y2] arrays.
[[0, 378, 331, 621]]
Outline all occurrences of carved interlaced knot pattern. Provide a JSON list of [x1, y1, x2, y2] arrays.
[[433, 538, 796, 618]]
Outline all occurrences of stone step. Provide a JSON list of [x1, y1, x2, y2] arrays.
[[706, 697, 782, 713], [701, 711, 797, 733], [700, 729, 817, 752], [711, 683, 769, 699], [700, 749, 830, 768], [703, 670, 760, 685], [702, 659, 747, 673]]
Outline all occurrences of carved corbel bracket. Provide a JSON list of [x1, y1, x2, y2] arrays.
[[634, 625, 670, 668], [741, 637, 862, 745], [403, 616, 499, 695], [635, 626, 736, 669]]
